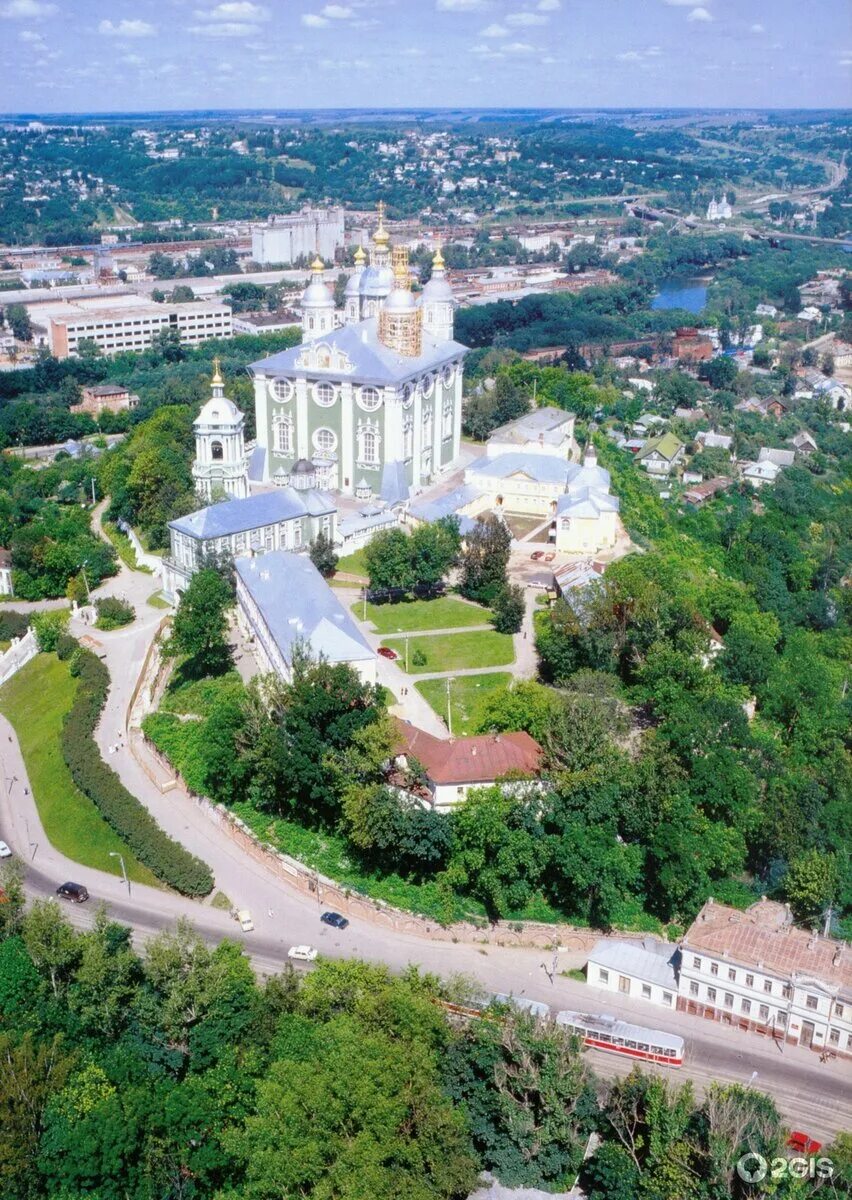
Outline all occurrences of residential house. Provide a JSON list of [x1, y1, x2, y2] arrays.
[[70, 383, 139, 416], [735, 396, 787, 419], [671, 327, 713, 363], [683, 477, 733, 506], [235, 551, 377, 686], [485, 405, 578, 460], [552, 558, 605, 599], [790, 431, 818, 456], [635, 432, 686, 476], [741, 459, 781, 487], [678, 899, 852, 1058], [392, 719, 542, 812], [162, 487, 337, 602], [586, 939, 680, 1011], [696, 430, 733, 453], [674, 406, 707, 422], [758, 447, 796, 468], [755, 303, 779, 318]]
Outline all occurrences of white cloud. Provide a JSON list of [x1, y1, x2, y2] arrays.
[[645, 45, 662, 55], [616, 50, 642, 61], [750, 22, 764, 33], [481, 21, 507, 36], [506, 11, 546, 26], [195, 1, 268, 19], [121, 52, 144, 65], [98, 18, 156, 36], [687, 6, 712, 20], [504, 40, 535, 53], [663, 0, 700, 5], [18, 27, 44, 42], [188, 19, 257, 34], [0, 0, 56, 17], [436, 0, 487, 10], [321, 3, 353, 15], [401, 46, 425, 55], [537, 0, 560, 9], [301, 12, 328, 26]]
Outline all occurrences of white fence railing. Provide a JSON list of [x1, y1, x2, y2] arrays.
[[0, 628, 38, 687]]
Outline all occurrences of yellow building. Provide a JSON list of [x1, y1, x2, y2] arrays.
[[552, 445, 620, 554]]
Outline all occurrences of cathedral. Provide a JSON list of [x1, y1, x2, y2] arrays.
[[247, 203, 467, 503]]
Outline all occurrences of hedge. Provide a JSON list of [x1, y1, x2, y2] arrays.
[[60, 644, 214, 896]]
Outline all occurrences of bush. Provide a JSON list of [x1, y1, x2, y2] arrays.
[[55, 632, 77, 661], [492, 584, 525, 634], [59, 642, 213, 896], [31, 610, 69, 653], [94, 596, 135, 631], [0, 611, 29, 643]]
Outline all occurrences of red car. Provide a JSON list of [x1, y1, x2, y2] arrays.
[[786, 1132, 822, 1155], [530, 551, 544, 561], [378, 646, 398, 660]]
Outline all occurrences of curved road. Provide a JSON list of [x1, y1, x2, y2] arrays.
[[0, 530, 849, 1141]]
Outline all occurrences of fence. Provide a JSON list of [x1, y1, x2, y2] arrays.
[[0, 628, 38, 687]]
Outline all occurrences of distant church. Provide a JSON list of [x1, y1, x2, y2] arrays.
[[246, 202, 467, 504]]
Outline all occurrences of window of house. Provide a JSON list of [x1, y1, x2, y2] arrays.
[[663, 992, 673, 1005], [359, 386, 381, 412], [314, 381, 336, 407], [806, 994, 818, 1010], [728, 968, 736, 982], [745, 974, 754, 988], [422, 409, 433, 448], [707, 987, 717, 1003], [742, 999, 751, 1015], [294, 524, 302, 547], [599, 969, 609, 984], [361, 429, 379, 465], [759, 1005, 769, 1021], [692, 957, 701, 970], [836, 1003, 844, 1019], [273, 417, 292, 455], [829, 1028, 840, 1045], [724, 993, 734, 1008], [443, 401, 454, 437], [642, 985, 652, 999], [313, 427, 337, 456], [211, 441, 223, 461], [273, 379, 292, 402], [782, 985, 792, 1000], [689, 982, 699, 997], [403, 417, 413, 460], [710, 963, 718, 977], [764, 980, 773, 994]]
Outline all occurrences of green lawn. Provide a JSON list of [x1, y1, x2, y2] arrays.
[[0, 655, 159, 886], [334, 547, 369, 580], [356, 595, 491, 634], [382, 630, 515, 674], [415, 672, 512, 735]]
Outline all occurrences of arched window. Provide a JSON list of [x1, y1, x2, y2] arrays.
[[362, 429, 379, 464], [443, 401, 454, 437], [403, 416, 413, 460], [422, 408, 433, 449], [211, 441, 223, 461], [273, 415, 292, 455]]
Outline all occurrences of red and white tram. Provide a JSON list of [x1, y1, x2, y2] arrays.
[[555, 1010, 684, 1067]]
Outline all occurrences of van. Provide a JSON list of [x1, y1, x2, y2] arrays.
[[236, 909, 254, 932], [56, 882, 89, 903], [287, 944, 318, 962]]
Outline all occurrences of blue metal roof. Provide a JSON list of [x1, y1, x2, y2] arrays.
[[247, 445, 266, 481], [250, 317, 467, 387], [380, 460, 410, 507], [235, 552, 375, 668], [467, 452, 571, 485], [409, 483, 479, 525], [169, 488, 335, 540]]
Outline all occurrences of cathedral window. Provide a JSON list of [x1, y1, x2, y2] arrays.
[[403, 416, 414, 460], [401, 383, 414, 408], [273, 415, 293, 455], [443, 401, 454, 438], [273, 379, 292, 403], [314, 381, 336, 407], [358, 425, 381, 465], [442, 365, 455, 387], [358, 386, 381, 412], [313, 427, 337, 457], [422, 408, 433, 449], [422, 374, 434, 398], [211, 441, 223, 461]]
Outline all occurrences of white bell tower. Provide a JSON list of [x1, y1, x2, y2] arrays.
[[421, 246, 454, 343], [301, 256, 336, 341], [192, 360, 249, 501]]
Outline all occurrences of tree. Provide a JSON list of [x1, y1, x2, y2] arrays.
[[150, 327, 185, 362], [309, 529, 338, 578], [492, 582, 525, 634], [168, 568, 233, 676], [473, 679, 563, 743], [699, 355, 739, 391], [5, 303, 32, 342], [445, 787, 547, 917], [459, 514, 511, 604], [364, 527, 415, 592], [718, 610, 780, 691], [0, 1033, 76, 1200], [409, 518, 460, 587], [784, 849, 838, 926]]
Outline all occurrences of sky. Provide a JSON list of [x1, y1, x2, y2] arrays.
[[0, 0, 850, 114]]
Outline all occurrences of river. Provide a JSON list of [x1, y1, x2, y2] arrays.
[[651, 277, 709, 314]]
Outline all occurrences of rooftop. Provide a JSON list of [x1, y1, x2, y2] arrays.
[[588, 938, 680, 991], [236, 551, 375, 668], [169, 488, 335, 540], [394, 718, 542, 785], [487, 405, 575, 447], [636, 432, 684, 462], [683, 900, 852, 995], [467, 452, 572, 485]]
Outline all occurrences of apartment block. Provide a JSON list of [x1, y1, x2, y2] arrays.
[[45, 299, 232, 358]]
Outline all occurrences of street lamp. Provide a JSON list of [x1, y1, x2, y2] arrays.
[[109, 851, 130, 898], [446, 676, 455, 735]]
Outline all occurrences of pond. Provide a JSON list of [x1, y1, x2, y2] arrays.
[[651, 277, 709, 313]]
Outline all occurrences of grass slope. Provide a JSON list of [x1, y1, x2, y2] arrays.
[[0, 654, 158, 886], [415, 672, 513, 736], [358, 596, 492, 635], [382, 630, 515, 674]]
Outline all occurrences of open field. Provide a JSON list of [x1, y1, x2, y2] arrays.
[[0, 654, 159, 886], [415, 672, 512, 735], [382, 630, 515, 674], [334, 547, 369, 580], [357, 595, 491, 634]]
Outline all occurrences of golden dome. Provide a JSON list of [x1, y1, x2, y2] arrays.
[[354, 244, 366, 265], [211, 356, 223, 386], [310, 255, 325, 272], [373, 199, 390, 247]]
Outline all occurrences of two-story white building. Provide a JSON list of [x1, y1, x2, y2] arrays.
[[678, 899, 852, 1058]]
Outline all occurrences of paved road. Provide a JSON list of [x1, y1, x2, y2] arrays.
[[0, 529, 849, 1140]]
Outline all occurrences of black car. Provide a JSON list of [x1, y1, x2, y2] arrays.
[[320, 911, 349, 929], [57, 882, 89, 903]]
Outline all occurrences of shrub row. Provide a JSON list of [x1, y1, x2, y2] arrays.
[[60, 643, 214, 896]]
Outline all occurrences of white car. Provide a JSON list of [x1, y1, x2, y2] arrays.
[[287, 944, 318, 962], [0, 841, 11, 858], [236, 909, 254, 932]]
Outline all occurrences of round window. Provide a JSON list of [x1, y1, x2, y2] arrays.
[[422, 374, 435, 398], [401, 383, 414, 409], [272, 379, 292, 402], [442, 365, 455, 387], [359, 386, 381, 412], [314, 382, 336, 407], [313, 427, 338, 456]]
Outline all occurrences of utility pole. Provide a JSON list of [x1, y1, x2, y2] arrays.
[[405, 635, 409, 674], [90, 477, 96, 505], [109, 851, 130, 898], [446, 676, 453, 735]]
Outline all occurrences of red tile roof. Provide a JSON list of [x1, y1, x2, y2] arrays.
[[394, 719, 542, 785], [683, 900, 852, 995]]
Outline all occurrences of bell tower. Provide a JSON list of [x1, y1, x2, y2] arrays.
[[192, 360, 249, 501]]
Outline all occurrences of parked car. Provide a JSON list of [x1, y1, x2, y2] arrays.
[[236, 909, 254, 932], [787, 1132, 822, 1155], [544, 552, 556, 563], [321, 911, 349, 929], [530, 551, 544, 561], [378, 646, 398, 660], [0, 841, 11, 858], [56, 882, 89, 903], [287, 944, 318, 962]]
